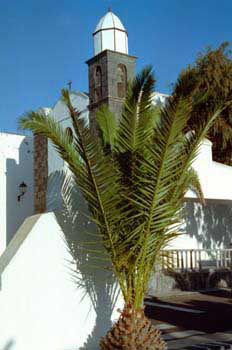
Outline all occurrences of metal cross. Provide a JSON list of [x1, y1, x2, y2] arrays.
[[67, 80, 72, 91]]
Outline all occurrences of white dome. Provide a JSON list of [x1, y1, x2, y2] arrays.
[[93, 10, 128, 56], [95, 11, 126, 32]]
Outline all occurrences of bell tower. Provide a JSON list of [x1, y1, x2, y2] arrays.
[[86, 9, 137, 131]]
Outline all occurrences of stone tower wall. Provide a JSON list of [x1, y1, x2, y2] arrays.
[[34, 133, 48, 214], [86, 50, 137, 131]]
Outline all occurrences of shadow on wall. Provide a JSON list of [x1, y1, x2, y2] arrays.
[[52, 171, 120, 350], [183, 199, 232, 249], [46, 170, 63, 212], [6, 138, 33, 245], [2, 339, 15, 350], [166, 269, 232, 291]]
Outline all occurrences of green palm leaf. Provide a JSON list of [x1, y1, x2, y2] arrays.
[[96, 104, 117, 150], [117, 65, 157, 152]]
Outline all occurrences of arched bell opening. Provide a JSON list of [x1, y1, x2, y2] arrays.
[[117, 64, 127, 98], [94, 66, 103, 102]]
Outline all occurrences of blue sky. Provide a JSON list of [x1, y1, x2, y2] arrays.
[[0, 0, 231, 132]]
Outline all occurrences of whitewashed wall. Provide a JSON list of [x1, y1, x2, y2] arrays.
[[1, 130, 232, 348], [0, 133, 33, 255], [168, 139, 232, 251], [0, 212, 123, 350], [152, 92, 169, 106]]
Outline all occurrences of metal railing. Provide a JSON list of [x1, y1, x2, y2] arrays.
[[161, 249, 232, 271]]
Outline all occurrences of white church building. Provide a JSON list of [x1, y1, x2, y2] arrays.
[[0, 9, 232, 350]]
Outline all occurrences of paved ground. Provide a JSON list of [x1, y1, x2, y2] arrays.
[[144, 289, 232, 349]]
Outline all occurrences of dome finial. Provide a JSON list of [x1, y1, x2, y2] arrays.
[[108, 6, 112, 12]]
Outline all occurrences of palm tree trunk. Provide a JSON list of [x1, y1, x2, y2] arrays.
[[99, 304, 166, 350]]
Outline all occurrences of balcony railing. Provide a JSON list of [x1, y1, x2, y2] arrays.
[[161, 249, 232, 271]]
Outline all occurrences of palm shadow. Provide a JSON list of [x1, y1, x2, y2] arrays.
[[183, 199, 232, 249], [51, 170, 120, 350], [200, 288, 232, 298], [2, 339, 15, 350]]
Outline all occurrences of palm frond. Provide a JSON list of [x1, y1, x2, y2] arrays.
[[116, 65, 156, 152], [19, 111, 82, 170], [19, 92, 128, 299], [114, 96, 224, 307], [170, 106, 224, 205], [96, 104, 117, 150], [185, 167, 205, 205]]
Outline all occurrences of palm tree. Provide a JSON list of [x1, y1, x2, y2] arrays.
[[170, 42, 232, 165], [19, 67, 223, 350]]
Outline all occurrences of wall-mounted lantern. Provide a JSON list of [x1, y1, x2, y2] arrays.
[[17, 182, 28, 202]]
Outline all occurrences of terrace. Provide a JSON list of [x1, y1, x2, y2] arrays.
[[162, 249, 232, 271]]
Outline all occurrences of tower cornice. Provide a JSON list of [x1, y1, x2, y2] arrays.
[[86, 49, 137, 66]]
